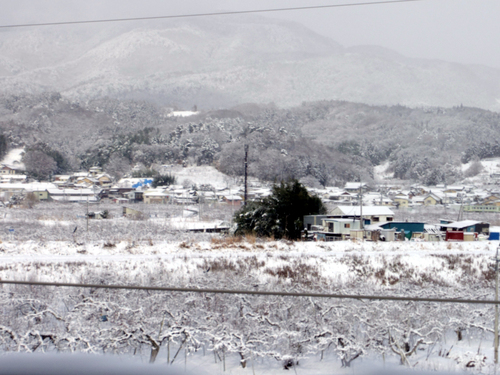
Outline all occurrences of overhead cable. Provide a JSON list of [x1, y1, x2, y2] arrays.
[[0, 0, 427, 29], [0, 279, 496, 305]]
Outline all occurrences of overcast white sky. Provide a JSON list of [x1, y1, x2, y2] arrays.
[[1, 0, 499, 69]]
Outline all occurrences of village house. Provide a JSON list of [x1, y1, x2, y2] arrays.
[[222, 194, 243, 207], [325, 191, 357, 204], [315, 218, 362, 241], [0, 164, 18, 175], [344, 182, 369, 193], [125, 190, 144, 203], [0, 182, 56, 202], [439, 220, 490, 234], [108, 187, 136, 201], [412, 196, 425, 205], [88, 166, 103, 177], [393, 194, 410, 208], [0, 174, 27, 183], [482, 195, 500, 205], [75, 176, 97, 186], [443, 186, 465, 194], [143, 189, 170, 204], [410, 185, 428, 195], [329, 206, 395, 226], [46, 188, 99, 203], [442, 192, 460, 205], [366, 221, 426, 240], [52, 175, 72, 187], [303, 215, 329, 231], [423, 192, 442, 206], [363, 192, 394, 206], [463, 204, 500, 213], [96, 173, 113, 187], [197, 190, 218, 203]]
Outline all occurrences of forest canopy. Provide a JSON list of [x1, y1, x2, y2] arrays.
[[1, 93, 499, 184]]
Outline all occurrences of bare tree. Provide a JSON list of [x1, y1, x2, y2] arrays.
[[23, 150, 57, 181]]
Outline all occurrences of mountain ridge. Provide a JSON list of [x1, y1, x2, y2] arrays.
[[0, 15, 499, 111]]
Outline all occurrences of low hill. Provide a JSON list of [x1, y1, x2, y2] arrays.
[[1, 94, 500, 185]]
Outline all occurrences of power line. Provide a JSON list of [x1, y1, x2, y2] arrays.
[[0, 0, 427, 29], [0, 279, 496, 305]]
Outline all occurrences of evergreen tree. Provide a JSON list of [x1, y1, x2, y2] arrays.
[[0, 134, 7, 160], [234, 179, 325, 240], [152, 173, 176, 188]]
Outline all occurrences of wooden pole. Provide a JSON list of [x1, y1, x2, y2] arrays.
[[359, 182, 363, 231], [86, 195, 89, 232], [244, 144, 249, 206]]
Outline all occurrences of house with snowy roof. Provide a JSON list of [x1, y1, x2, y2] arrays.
[[143, 188, 170, 204], [344, 182, 369, 193], [0, 182, 56, 202], [325, 191, 356, 203], [423, 192, 442, 206], [315, 218, 362, 241], [482, 194, 500, 205], [393, 194, 410, 208], [0, 173, 27, 183], [0, 164, 18, 175], [46, 188, 99, 203], [95, 173, 113, 187], [222, 194, 243, 207], [439, 220, 489, 235], [329, 206, 394, 226]]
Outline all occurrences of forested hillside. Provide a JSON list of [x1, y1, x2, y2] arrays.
[[1, 92, 500, 185]]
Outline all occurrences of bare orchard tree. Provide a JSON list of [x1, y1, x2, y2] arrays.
[[0, 252, 496, 371]]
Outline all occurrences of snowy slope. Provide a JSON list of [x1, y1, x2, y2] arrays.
[[163, 165, 231, 189], [0, 147, 25, 169]]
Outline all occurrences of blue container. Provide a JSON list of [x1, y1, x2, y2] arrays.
[[489, 232, 500, 240]]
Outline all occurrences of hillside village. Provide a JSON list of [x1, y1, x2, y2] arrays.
[[2, 148, 500, 242]]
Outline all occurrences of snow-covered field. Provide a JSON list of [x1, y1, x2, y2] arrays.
[[0, 200, 499, 374], [1, 235, 499, 374]]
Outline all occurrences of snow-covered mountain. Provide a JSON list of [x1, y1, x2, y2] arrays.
[[1, 15, 499, 110]]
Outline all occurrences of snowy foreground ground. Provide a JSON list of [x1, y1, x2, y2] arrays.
[[1, 237, 500, 374]]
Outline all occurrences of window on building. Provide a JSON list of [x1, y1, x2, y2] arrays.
[[344, 223, 350, 228]]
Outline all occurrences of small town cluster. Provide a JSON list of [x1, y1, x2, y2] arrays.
[[304, 181, 500, 242], [304, 206, 491, 242], [1, 161, 500, 242]]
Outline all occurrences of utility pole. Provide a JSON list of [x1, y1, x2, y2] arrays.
[[199, 194, 202, 220], [359, 181, 363, 231], [495, 246, 500, 364], [86, 194, 89, 233], [244, 144, 249, 206]]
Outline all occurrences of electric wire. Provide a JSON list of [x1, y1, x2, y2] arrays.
[[0, 279, 496, 305], [0, 0, 427, 29]]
